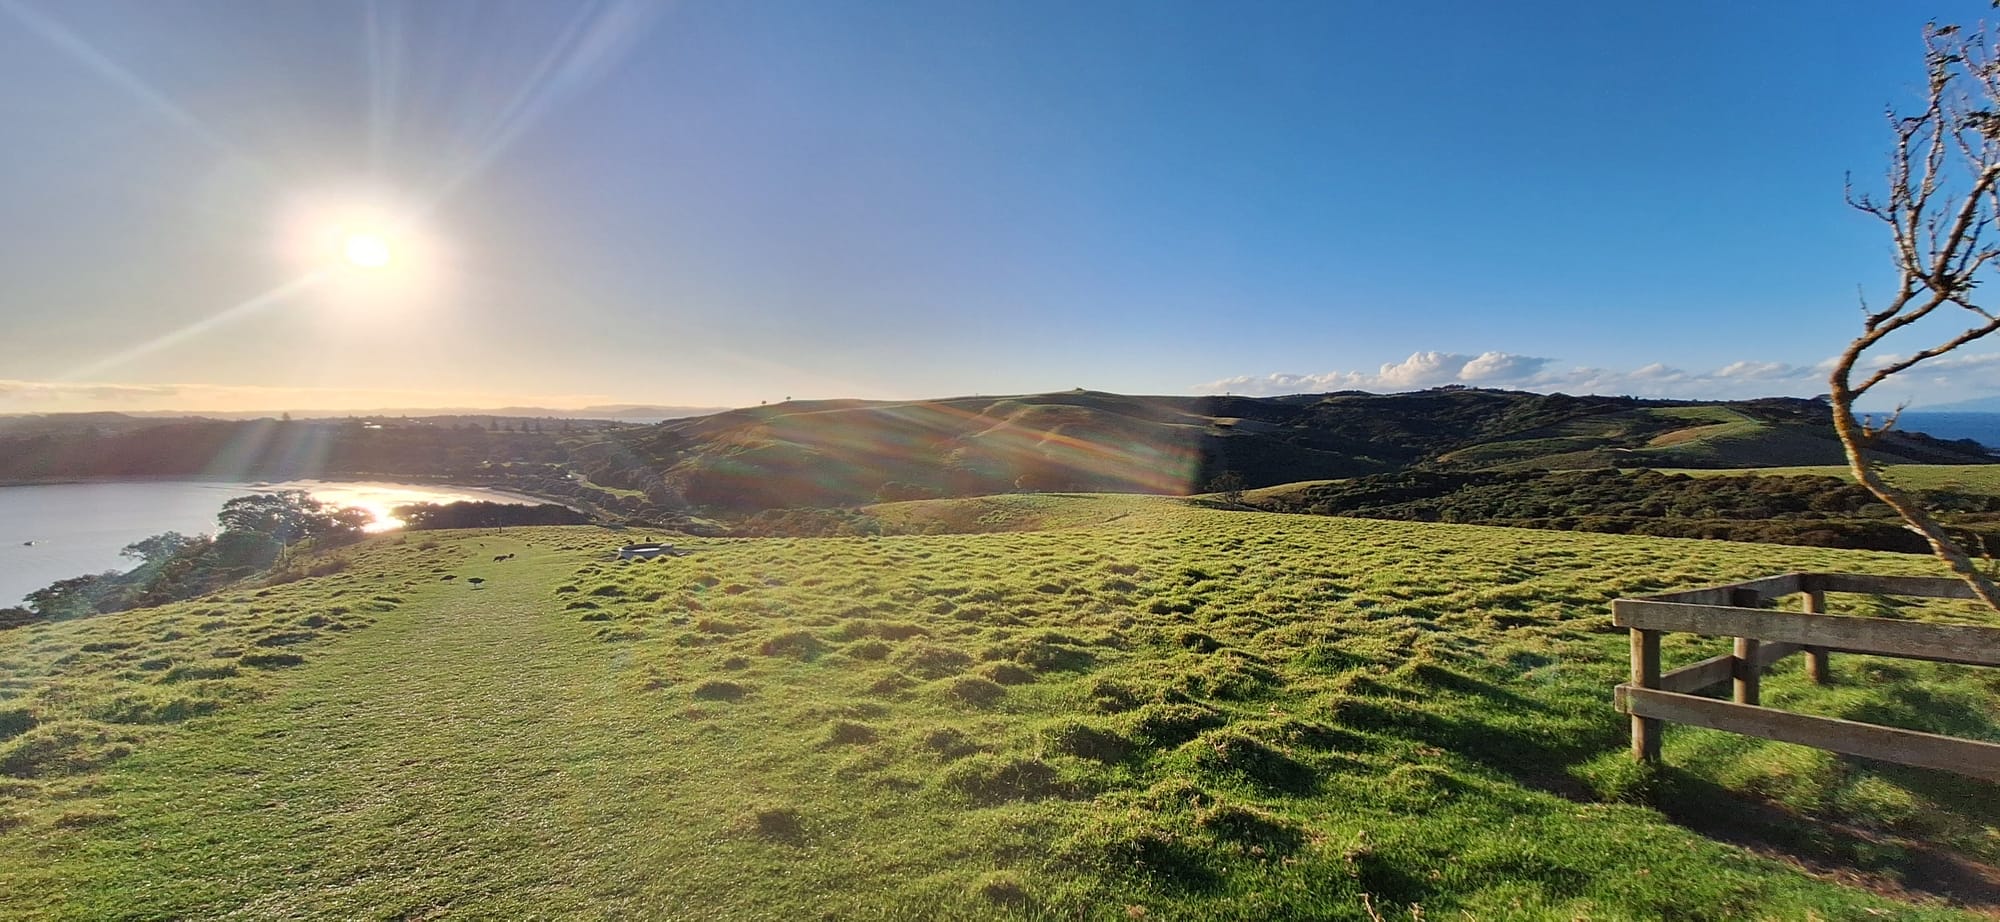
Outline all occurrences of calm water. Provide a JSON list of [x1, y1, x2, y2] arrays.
[[0, 480, 539, 605]]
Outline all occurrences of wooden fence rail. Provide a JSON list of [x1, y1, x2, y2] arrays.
[[1613, 571, 2000, 782]]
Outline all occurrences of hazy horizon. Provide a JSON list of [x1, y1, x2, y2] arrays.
[[7, 1, 2000, 415]]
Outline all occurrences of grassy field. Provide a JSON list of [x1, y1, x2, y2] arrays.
[[1657, 464, 2000, 496], [3, 496, 1998, 919]]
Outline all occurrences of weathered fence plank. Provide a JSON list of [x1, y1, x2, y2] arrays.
[[1613, 600, 2000, 668], [1812, 573, 1982, 600], [1646, 573, 1803, 606], [1616, 685, 2000, 782], [1657, 642, 1803, 695]]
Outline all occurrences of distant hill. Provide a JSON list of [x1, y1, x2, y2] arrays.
[[1, 404, 733, 424], [582, 388, 1997, 511], [4, 389, 1991, 517]]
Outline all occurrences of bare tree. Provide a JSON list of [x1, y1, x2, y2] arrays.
[[1837, 22, 2000, 609]]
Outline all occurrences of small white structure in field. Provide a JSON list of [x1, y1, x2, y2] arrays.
[[618, 543, 678, 560]]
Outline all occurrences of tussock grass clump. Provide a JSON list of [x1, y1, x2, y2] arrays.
[[920, 726, 980, 760], [0, 721, 133, 778], [238, 652, 305, 669], [1061, 814, 1216, 889], [0, 708, 34, 742], [974, 661, 1034, 686], [691, 680, 749, 702], [941, 675, 1006, 707], [823, 720, 878, 746], [972, 871, 1030, 907], [1175, 728, 1313, 793], [846, 639, 891, 661], [992, 631, 1097, 672], [895, 642, 973, 679], [939, 754, 1068, 804], [1128, 702, 1224, 746], [1086, 677, 1146, 713], [734, 805, 806, 844], [1170, 651, 1277, 700], [756, 630, 824, 659], [1040, 719, 1130, 763], [1194, 802, 1304, 856], [82, 692, 220, 725]]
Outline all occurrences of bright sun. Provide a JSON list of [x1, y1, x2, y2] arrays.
[[342, 232, 393, 269]]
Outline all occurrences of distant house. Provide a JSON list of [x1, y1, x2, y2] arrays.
[[618, 543, 679, 560]]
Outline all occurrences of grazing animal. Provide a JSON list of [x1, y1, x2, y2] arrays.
[[440, 574, 456, 581], [493, 553, 515, 562], [467, 577, 486, 589]]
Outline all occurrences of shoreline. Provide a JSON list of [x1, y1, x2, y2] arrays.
[[0, 476, 589, 516]]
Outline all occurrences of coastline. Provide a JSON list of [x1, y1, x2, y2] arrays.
[[0, 475, 575, 509]]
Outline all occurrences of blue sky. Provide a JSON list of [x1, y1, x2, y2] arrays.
[[1, 0, 1995, 412]]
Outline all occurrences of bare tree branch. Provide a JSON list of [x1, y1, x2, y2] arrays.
[[1833, 21, 2000, 610]]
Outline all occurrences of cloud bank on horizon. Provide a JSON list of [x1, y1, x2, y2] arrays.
[[1196, 350, 2000, 406]]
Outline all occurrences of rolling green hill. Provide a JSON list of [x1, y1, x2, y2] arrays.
[[4, 390, 1990, 520], [594, 390, 1995, 513], [3, 496, 1996, 918]]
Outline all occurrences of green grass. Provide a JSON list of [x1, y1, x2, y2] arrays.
[[1658, 464, 2000, 497], [2, 496, 1997, 919]]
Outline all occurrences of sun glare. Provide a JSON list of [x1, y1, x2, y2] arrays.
[[342, 232, 392, 269]]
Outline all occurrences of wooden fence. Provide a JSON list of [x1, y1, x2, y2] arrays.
[[1613, 572, 2000, 782]]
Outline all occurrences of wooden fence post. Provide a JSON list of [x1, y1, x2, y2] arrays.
[[1729, 588, 1761, 706], [1631, 627, 1661, 761], [1803, 589, 1830, 684]]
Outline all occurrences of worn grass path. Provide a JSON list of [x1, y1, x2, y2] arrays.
[[25, 534, 863, 920]]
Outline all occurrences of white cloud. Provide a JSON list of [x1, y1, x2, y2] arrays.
[[1194, 349, 2000, 405], [1201, 351, 1556, 397]]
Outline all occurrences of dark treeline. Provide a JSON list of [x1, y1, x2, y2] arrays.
[[0, 417, 570, 481], [1259, 469, 2000, 554]]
